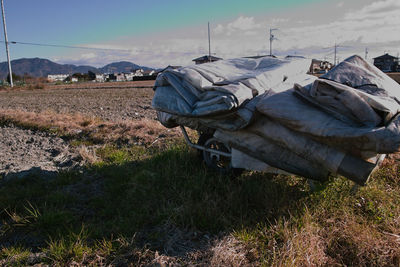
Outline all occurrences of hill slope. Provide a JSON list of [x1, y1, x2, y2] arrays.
[[99, 61, 152, 74], [0, 58, 153, 78]]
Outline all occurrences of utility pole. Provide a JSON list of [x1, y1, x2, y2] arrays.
[[334, 43, 337, 65], [1, 0, 12, 87], [365, 47, 368, 60], [269, 28, 278, 56], [208, 22, 211, 62]]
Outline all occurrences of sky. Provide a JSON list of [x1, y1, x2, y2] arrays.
[[0, 0, 399, 68]]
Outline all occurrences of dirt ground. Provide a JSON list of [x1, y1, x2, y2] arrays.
[[0, 81, 158, 178], [0, 81, 156, 122], [0, 125, 82, 179]]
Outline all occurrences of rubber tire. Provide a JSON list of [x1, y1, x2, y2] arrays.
[[199, 135, 244, 176]]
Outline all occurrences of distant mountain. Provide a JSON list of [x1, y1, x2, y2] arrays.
[[99, 61, 153, 74], [0, 58, 154, 78]]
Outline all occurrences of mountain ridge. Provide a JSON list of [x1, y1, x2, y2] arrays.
[[0, 58, 154, 78]]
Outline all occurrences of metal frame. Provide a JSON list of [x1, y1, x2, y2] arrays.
[[179, 126, 231, 158]]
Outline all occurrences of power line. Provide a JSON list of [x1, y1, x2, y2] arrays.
[[2, 40, 130, 52], [323, 43, 353, 65]]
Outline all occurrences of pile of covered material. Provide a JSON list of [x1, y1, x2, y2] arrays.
[[152, 55, 400, 185]]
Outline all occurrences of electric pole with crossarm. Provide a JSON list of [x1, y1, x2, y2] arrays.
[[269, 28, 278, 56], [1, 0, 13, 87]]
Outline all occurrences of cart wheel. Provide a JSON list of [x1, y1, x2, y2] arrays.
[[201, 137, 243, 177], [202, 137, 232, 174]]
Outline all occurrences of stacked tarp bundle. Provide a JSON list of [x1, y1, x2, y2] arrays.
[[153, 56, 313, 131], [152, 55, 400, 185]]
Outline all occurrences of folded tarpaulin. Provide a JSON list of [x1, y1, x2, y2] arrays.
[[215, 114, 384, 185], [152, 56, 312, 131], [294, 55, 400, 127], [152, 55, 400, 185], [257, 56, 400, 156]]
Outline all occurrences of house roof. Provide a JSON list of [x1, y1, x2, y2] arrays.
[[243, 55, 276, 59], [285, 55, 306, 59], [373, 54, 398, 60], [142, 70, 155, 75], [192, 55, 222, 62]]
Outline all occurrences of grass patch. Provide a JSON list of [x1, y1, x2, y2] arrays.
[[1, 141, 400, 265], [0, 246, 32, 266]]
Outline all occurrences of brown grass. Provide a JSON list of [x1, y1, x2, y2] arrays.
[[77, 145, 99, 164], [45, 80, 155, 90], [261, 209, 400, 266], [0, 108, 180, 146], [0, 80, 155, 92], [211, 235, 256, 266]]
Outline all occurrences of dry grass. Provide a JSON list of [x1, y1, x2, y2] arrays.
[[258, 208, 400, 266], [211, 235, 256, 266], [77, 146, 99, 164], [0, 108, 180, 146], [45, 80, 155, 90], [0, 80, 155, 93], [228, 162, 400, 266]]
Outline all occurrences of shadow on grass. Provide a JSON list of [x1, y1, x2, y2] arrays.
[[0, 144, 312, 261]]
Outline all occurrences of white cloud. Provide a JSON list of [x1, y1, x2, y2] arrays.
[[344, 0, 400, 20], [214, 16, 262, 36], [214, 24, 225, 34], [80, 53, 96, 60], [271, 18, 289, 25], [56, 0, 400, 68], [228, 16, 261, 31]]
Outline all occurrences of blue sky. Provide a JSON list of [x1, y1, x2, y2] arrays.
[[1, 0, 399, 67], [5, 0, 320, 41]]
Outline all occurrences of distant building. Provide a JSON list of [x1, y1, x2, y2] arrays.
[[106, 73, 116, 81], [192, 55, 222, 65], [243, 55, 277, 59], [124, 72, 135, 81], [63, 75, 78, 83], [115, 73, 126, 82], [133, 69, 144, 77], [47, 74, 68, 82], [373, 53, 399, 72], [309, 59, 333, 74], [285, 55, 306, 59], [142, 70, 155, 76], [95, 74, 105, 83]]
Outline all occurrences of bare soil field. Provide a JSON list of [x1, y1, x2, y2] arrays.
[[0, 126, 82, 178], [0, 81, 156, 122], [0, 81, 182, 181]]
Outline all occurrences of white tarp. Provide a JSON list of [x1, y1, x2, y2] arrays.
[[152, 55, 400, 185], [153, 56, 312, 130]]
